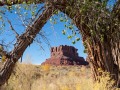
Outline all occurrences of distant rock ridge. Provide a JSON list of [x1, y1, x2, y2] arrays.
[[41, 45, 89, 66]]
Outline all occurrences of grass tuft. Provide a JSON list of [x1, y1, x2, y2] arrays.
[[1, 64, 119, 90]]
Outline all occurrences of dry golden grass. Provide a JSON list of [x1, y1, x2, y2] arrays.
[[1, 63, 119, 90]]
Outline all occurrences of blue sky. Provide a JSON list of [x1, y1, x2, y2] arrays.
[[0, 4, 87, 65], [22, 19, 87, 64], [0, 0, 116, 65]]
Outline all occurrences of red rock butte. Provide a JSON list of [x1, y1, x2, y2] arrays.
[[41, 45, 89, 66]]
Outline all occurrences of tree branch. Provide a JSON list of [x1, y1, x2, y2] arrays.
[[112, 0, 120, 18], [0, 0, 68, 7], [0, 0, 68, 86], [0, 5, 55, 86], [7, 18, 19, 38], [0, 0, 44, 6]]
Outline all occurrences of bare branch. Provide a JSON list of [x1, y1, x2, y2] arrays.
[[29, 6, 45, 25], [35, 6, 45, 18], [7, 18, 19, 38]]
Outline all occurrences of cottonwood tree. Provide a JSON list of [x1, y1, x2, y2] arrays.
[[0, 0, 120, 87]]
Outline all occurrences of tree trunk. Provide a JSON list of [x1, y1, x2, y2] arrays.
[[72, 9, 120, 85], [0, 0, 67, 86], [61, 3, 120, 87], [0, 6, 55, 86], [92, 41, 119, 87]]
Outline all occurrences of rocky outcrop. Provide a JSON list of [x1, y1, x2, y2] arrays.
[[41, 45, 89, 66]]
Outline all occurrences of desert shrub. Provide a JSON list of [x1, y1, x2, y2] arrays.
[[1, 64, 119, 90], [41, 64, 51, 72]]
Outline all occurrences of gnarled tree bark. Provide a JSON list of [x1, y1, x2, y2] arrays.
[[0, 5, 55, 86], [59, 0, 120, 87]]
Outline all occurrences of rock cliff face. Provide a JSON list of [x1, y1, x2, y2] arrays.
[[41, 45, 89, 66]]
